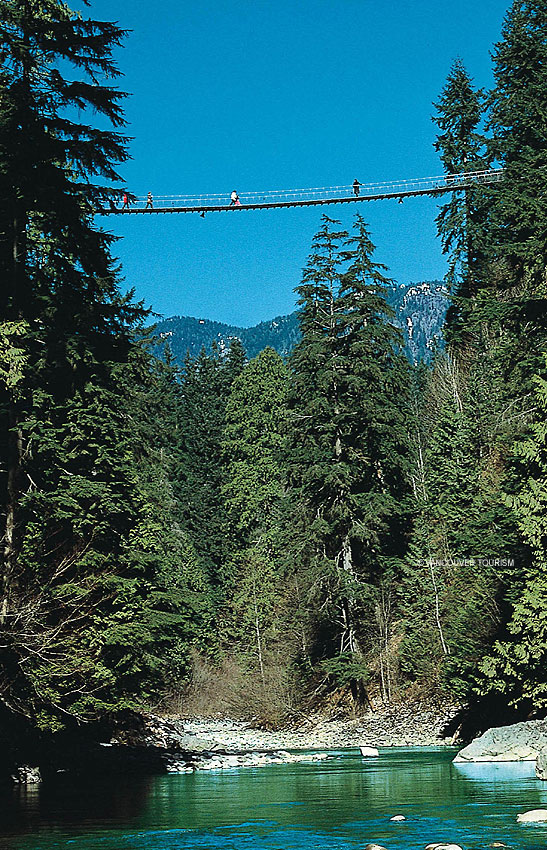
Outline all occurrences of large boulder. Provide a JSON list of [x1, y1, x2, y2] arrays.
[[453, 720, 547, 763], [516, 809, 547, 823]]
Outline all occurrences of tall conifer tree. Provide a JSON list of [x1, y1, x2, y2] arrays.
[[433, 59, 489, 322], [289, 215, 411, 684], [0, 1, 189, 728]]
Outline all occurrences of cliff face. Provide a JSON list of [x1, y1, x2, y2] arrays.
[[155, 281, 448, 365], [386, 280, 448, 364]]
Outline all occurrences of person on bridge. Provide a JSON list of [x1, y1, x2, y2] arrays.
[[230, 190, 241, 206], [353, 179, 361, 197], [122, 191, 130, 210], [145, 192, 153, 209]]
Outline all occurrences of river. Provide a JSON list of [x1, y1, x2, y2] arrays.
[[2, 747, 547, 850]]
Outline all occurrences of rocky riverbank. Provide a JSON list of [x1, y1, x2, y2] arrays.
[[7, 702, 460, 784], [452, 718, 547, 780], [143, 701, 460, 755]]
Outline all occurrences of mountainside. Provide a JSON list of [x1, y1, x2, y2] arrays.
[[155, 281, 448, 365], [156, 312, 301, 363], [388, 280, 449, 363]]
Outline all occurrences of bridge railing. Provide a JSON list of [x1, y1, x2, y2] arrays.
[[109, 169, 504, 212]]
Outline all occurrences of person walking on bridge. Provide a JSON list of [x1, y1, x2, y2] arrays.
[[353, 178, 361, 197], [230, 190, 240, 205], [145, 191, 153, 209], [122, 190, 131, 210]]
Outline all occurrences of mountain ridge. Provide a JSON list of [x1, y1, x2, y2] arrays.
[[156, 281, 449, 364]]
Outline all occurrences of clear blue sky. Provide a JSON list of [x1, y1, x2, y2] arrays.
[[91, 0, 509, 326]]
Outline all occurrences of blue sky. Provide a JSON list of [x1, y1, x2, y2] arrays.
[[91, 0, 510, 326]]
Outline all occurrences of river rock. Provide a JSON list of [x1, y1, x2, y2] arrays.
[[360, 746, 379, 757], [364, 845, 388, 850], [453, 720, 547, 762], [516, 808, 547, 823], [390, 815, 406, 821], [424, 844, 462, 850], [11, 765, 41, 784]]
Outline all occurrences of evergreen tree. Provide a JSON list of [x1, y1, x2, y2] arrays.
[[433, 58, 488, 302], [401, 352, 524, 696], [488, 0, 547, 294], [289, 215, 411, 693], [478, 358, 547, 710], [0, 0, 191, 728], [221, 348, 290, 678], [175, 341, 245, 594]]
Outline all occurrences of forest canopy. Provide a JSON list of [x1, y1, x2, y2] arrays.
[[1, 0, 547, 743]]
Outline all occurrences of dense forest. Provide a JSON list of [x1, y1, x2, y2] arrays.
[[2, 0, 547, 755]]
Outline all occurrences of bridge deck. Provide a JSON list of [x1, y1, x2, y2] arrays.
[[99, 169, 504, 216]]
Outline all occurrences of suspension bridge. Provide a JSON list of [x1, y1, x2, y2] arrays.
[[100, 168, 504, 216]]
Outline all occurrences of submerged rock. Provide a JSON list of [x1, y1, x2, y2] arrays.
[[364, 844, 388, 850], [453, 720, 547, 763], [390, 814, 406, 821], [516, 808, 547, 823]]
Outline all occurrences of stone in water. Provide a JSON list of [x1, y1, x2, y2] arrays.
[[425, 844, 463, 850], [516, 809, 547, 823], [360, 746, 379, 757]]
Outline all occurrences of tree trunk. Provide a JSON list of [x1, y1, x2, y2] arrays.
[[2, 405, 23, 624], [252, 576, 265, 684]]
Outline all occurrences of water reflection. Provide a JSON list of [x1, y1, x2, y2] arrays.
[[4, 748, 547, 850]]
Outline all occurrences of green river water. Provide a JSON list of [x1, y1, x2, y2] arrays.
[[3, 748, 547, 850]]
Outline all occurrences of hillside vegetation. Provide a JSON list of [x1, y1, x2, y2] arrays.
[[2, 0, 547, 762]]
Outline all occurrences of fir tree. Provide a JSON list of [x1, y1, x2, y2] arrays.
[[478, 358, 547, 710], [432, 57, 493, 356], [289, 215, 411, 692], [488, 0, 547, 294], [0, 0, 189, 728], [175, 341, 245, 594], [221, 347, 290, 677], [433, 58, 488, 300]]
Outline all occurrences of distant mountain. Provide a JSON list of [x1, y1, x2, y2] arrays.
[[155, 281, 448, 366], [155, 312, 301, 363], [386, 280, 448, 364]]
